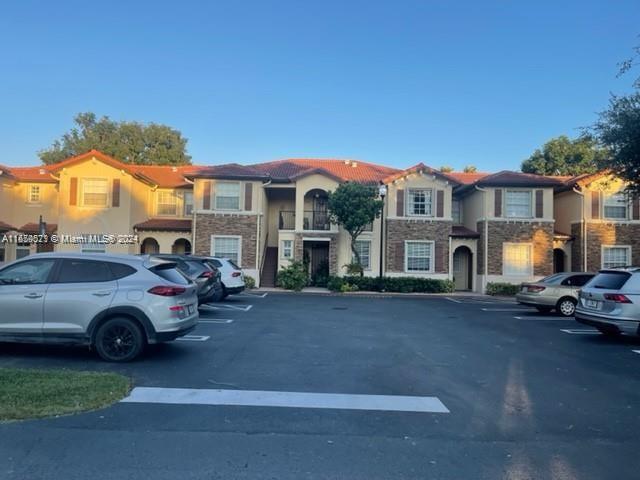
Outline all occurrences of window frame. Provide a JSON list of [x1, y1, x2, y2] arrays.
[[0, 258, 57, 285], [603, 192, 629, 220], [214, 181, 241, 211], [54, 259, 114, 284], [452, 198, 462, 224], [27, 185, 41, 204], [281, 239, 293, 259], [211, 235, 242, 265], [601, 245, 631, 269], [404, 240, 434, 273], [183, 191, 194, 216], [81, 178, 109, 208], [504, 189, 533, 219], [406, 188, 433, 217], [353, 239, 371, 270], [156, 190, 178, 216], [502, 242, 533, 276]]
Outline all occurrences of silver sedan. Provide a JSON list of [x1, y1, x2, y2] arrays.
[[516, 272, 596, 316]]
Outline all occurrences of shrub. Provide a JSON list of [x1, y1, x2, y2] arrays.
[[326, 275, 454, 294], [327, 276, 345, 292], [276, 261, 308, 291], [343, 262, 364, 276], [244, 275, 256, 289], [486, 282, 521, 296]]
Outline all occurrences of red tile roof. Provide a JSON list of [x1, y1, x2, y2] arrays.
[[252, 158, 399, 183], [134, 218, 192, 232], [19, 223, 58, 234], [450, 225, 480, 238], [443, 172, 491, 184], [8, 166, 58, 183], [132, 165, 195, 188], [0, 221, 16, 232]]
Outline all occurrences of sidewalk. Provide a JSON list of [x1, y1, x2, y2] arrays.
[[254, 287, 514, 300]]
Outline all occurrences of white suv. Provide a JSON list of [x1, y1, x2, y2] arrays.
[[205, 257, 245, 298]]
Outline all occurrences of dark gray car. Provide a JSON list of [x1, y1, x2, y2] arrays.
[[151, 254, 223, 305]]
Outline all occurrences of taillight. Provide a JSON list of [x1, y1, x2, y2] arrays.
[[604, 293, 632, 303], [232, 271, 241, 278], [199, 271, 215, 279], [527, 285, 546, 293], [148, 286, 186, 296], [169, 305, 187, 318]]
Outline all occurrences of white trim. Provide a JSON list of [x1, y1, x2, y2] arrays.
[[601, 245, 631, 269], [26, 184, 41, 204], [156, 189, 178, 217], [80, 177, 109, 208], [353, 239, 372, 271], [404, 240, 435, 273], [214, 181, 241, 211], [211, 235, 242, 265], [281, 239, 293, 259], [502, 242, 533, 276], [504, 188, 533, 219], [302, 237, 332, 242], [405, 188, 434, 217]]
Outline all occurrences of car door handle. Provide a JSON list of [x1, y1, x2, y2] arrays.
[[92, 291, 113, 297], [24, 293, 43, 299]]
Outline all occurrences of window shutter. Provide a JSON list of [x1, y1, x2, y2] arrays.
[[494, 189, 502, 217], [436, 190, 444, 217], [112, 179, 120, 207], [434, 242, 444, 272], [591, 191, 600, 219], [633, 198, 640, 220], [395, 243, 404, 271], [69, 177, 78, 206], [396, 189, 404, 217], [202, 181, 212, 210], [244, 183, 253, 211], [535, 190, 543, 218]]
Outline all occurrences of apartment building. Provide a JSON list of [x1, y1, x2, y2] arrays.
[[1, 150, 638, 291]]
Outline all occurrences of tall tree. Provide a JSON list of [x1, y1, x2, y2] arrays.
[[327, 182, 384, 274], [39, 112, 191, 165], [521, 135, 607, 176], [439, 165, 454, 173], [463, 165, 477, 173]]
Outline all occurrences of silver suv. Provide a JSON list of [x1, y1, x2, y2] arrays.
[[0, 253, 199, 361], [575, 268, 640, 336]]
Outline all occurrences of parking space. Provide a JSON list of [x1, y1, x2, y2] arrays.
[[1, 293, 640, 479]]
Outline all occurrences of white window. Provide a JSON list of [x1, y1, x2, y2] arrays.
[[602, 246, 630, 269], [281, 240, 293, 259], [157, 191, 178, 216], [503, 243, 533, 276], [28, 185, 41, 204], [212, 236, 241, 264], [183, 191, 194, 216], [603, 192, 628, 220], [82, 179, 108, 207], [505, 190, 532, 218], [407, 189, 432, 216], [215, 182, 240, 210], [405, 241, 433, 272], [452, 199, 462, 223], [353, 240, 371, 270]]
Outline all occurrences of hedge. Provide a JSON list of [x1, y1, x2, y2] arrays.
[[327, 276, 455, 294], [485, 282, 521, 296]]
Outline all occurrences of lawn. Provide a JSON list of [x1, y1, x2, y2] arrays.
[[0, 367, 131, 421]]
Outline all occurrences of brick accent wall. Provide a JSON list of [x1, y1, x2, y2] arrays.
[[294, 232, 339, 275], [194, 213, 258, 269], [477, 221, 485, 275], [571, 223, 583, 272], [385, 219, 451, 273], [485, 221, 554, 276], [584, 222, 640, 271]]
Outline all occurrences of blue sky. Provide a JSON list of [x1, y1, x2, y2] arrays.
[[0, 0, 638, 170]]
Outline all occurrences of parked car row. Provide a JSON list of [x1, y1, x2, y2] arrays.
[[516, 268, 640, 337], [0, 252, 247, 362]]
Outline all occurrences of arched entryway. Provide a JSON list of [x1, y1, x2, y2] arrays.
[[140, 237, 160, 254], [172, 238, 192, 255], [553, 248, 566, 273], [303, 189, 330, 230], [453, 246, 473, 291]]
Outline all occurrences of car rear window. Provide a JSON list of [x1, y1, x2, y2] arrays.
[[108, 262, 137, 280], [589, 271, 631, 290], [149, 264, 190, 285], [209, 259, 222, 268], [227, 260, 241, 270], [540, 274, 566, 285]]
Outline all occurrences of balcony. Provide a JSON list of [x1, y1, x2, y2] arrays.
[[279, 211, 295, 230], [278, 210, 332, 231]]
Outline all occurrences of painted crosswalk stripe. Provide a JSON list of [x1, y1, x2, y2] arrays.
[[177, 335, 210, 342], [122, 387, 450, 413], [560, 329, 600, 335]]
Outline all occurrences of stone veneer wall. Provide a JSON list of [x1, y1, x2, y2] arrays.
[[293, 232, 339, 275], [476, 221, 485, 275], [485, 221, 554, 276], [194, 214, 258, 269], [584, 222, 640, 272], [571, 223, 583, 272], [385, 219, 451, 273]]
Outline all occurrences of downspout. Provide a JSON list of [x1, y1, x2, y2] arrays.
[[573, 186, 587, 271], [256, 179, 272, 287], [475, 185, 489, 293]]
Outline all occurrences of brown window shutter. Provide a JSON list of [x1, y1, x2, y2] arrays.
[[396, 189, 404, 217], [395, 243, 404, 271], [591, 191, 600, 219], [494, 189, 502, 217], [535, 190, 543, 218], [69, 177, 78, 206], [633, 198, 640, 220], [244, 183, 253, 211], [202, 181, 212, 210], [112, 179, 120, 207], [436, 190, 444, 217], [434, 242, 444, 272]]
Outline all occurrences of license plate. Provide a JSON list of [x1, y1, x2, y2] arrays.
[[585, 299, 600, 309], [187, 304, 194, 315]]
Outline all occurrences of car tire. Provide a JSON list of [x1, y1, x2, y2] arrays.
[[536, 306, 552, 314], [94, 317, 145, 362], [222, 285, 229, 300], [556, 297, 577, 317]]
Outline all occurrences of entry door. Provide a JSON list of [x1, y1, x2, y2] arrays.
[[453, 249, 470, 290]]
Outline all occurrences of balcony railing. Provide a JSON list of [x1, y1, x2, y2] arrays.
[[279, 211, 296, 230], [303, 210, 330, 231]]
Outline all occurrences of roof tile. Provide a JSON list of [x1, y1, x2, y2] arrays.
[[134, 218, 192, 232]]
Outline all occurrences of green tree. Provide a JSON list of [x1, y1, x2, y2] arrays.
[[591, 92, 640, 195], [327, 182, 384, 274], [439, 165, 454, 173], [463, 165, 477, 173], [39, 112, 191, 165], [521, 135, 607, 176]]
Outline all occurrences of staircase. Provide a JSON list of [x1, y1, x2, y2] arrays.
[[260, 247, 278, 287]]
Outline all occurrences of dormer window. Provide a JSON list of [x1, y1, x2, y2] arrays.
[[603, 192, 628, 220], [505, 190, 532, 218], [407, 189, 433, 216]]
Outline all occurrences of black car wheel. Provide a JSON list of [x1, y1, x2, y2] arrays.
[[95, 317, 144, 362]]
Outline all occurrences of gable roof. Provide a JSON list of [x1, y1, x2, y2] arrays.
[[454, 170, 567, 194], [187, 163, 269, 181], [383, 163, 464, 185], [442, 171, 490, 185], [251, 158, 399, 183], [0, 221, 16, 232]]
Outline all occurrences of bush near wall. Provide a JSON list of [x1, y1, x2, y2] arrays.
[[244, 275, 256, 289], [276, 261, 308, 291], [485, 282, 521, 296], [327, 276, 455, 294]]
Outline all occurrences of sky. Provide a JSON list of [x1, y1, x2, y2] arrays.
[[0, 0, 638, 171]]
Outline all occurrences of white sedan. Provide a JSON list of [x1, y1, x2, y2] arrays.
[[205, 257, 245, 298]]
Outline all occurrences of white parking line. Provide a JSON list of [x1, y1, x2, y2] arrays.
[[482, 308, 530, 312], [445, 297, 462, 303], [122, 387, 450, 413], [239, 292, 268, 298], [560, 329, 600, 335], [513, 316, 572, 321], [201, 304, 253, 312], [199, 319, 234, 324], [177, 335, 211, 342], [632, 350, 640, 355]]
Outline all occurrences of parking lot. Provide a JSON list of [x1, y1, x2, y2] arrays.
[[2, 292, 640, 479]]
